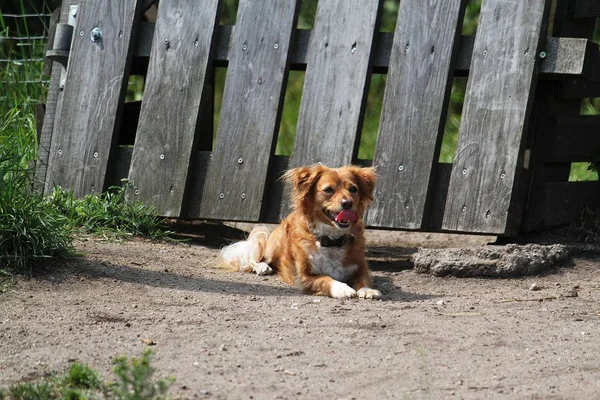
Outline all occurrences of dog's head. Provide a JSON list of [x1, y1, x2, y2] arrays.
[[284, 164, 377, 229]]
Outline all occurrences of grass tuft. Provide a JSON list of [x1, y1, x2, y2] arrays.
[[48, 184, 170, 241]]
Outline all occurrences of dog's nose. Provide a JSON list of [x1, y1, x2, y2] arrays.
[[341, 199, 353, 210]]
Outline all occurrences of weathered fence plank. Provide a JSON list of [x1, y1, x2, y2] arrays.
[[442, 0, 549, 234], [127, 0, 220, 217], [198, 0, 299, 221], [289, 0, 382, 167], [366, 0, 464, 230], [34, 2, 76, 194], [44, 0, 141, 197]]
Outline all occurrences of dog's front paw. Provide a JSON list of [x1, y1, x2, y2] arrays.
[[357, 287, 381, 300], [253, 262, 273, 276], [330, 281, 357, 299]]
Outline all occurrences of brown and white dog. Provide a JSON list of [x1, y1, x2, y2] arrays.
[[220, 164, 381, 299]]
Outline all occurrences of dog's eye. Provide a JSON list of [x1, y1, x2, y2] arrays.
[[322, 186, 334, 194], [348, 186, 358, 194]]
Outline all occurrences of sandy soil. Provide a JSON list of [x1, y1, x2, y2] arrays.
[[1, 223, 600, 399]]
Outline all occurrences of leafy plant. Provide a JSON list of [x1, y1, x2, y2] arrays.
[[0, 350, 174, 400], [105, 349, 174, 400]]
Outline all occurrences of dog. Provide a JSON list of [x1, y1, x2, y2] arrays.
[[220, 164, 381, 299]]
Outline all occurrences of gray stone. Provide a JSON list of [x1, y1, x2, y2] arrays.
[[412, 244, 571, 277]]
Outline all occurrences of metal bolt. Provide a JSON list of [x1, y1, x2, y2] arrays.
[[79, 30, 84, 37], [273, 43, 279, 49], [241, 193, 246, 199], [404, 201, 409, 209], [500, 172, 506, 179], [398, 165, 404, 171], [483, 50, 487, 56], [118, 31, 123, 38], [257, 78, 262, 85], [90, 27, 102, 43], [351, 42, 357, 54], [242, 43, 248, 51], [160, 154, 165, 160], [238, 158, 243, 164], [134, 189, 140, 195], [170, 186, 174, 193], [485, 209, 491, 218], [539, 51, 547, 59], [462, 206, 467, 212], [57, 149, 63, 155], [93, 152, 98, 158], [194, 39, 198, 46], [90, 185, 95, 192], [165, 39, 170, 49], [219, 192, 225, 199], [462, 168, 467, 175], [405, 44, 409, 53]]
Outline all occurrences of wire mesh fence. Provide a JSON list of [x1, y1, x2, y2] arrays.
[[1, 0, 60, 107]]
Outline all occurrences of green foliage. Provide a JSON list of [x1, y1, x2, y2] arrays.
[[0, 350, 174, 400], [0, 107, 74, 272], [48, 185, 169, 241], [105, 349, 174, 400]]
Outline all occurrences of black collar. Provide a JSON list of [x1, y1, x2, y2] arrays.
[[318, 234, 355, 248]]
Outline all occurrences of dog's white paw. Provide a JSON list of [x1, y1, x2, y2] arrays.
[[357, 287, 381, 300], [330, 281, 357, 299], [253, 262, 273, 276]]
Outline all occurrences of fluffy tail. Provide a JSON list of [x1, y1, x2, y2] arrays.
[[219, 226, 273, 275]]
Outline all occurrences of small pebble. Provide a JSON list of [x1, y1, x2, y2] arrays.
[[436, 300, 446, 306], [529, 283, 541, 291], [563, 289, 578, 298]]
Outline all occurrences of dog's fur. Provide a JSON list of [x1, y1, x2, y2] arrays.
[[220, 164, 380, 299]]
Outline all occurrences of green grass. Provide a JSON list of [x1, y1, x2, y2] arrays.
[[48, 184, 170, 241], [0, 349, 174, 400]]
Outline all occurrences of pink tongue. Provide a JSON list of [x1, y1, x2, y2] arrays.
[[335, 210, 357, 223]]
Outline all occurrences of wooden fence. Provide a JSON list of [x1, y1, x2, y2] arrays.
[[37, 0, 600, 236]]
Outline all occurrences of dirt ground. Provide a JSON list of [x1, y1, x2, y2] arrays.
[[1, 222, 600, 399]]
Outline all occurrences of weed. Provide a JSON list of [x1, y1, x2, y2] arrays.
[[0, 350, 174, 400]]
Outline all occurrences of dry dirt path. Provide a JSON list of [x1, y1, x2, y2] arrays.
[[1, 226, 600, 399]]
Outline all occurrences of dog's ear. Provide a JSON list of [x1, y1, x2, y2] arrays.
[[350, 166, 377, 204], [283, 165, 325, 208]]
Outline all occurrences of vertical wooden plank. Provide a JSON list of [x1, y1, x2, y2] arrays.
[[198, 0, 299, 221], [44, 0, 141, 197], [366, 0, 465, 230], [34, 2, 76, 195], [127, 0, 221, 217], [442, 0, 549, 234], [290, 0, 382, 167]]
